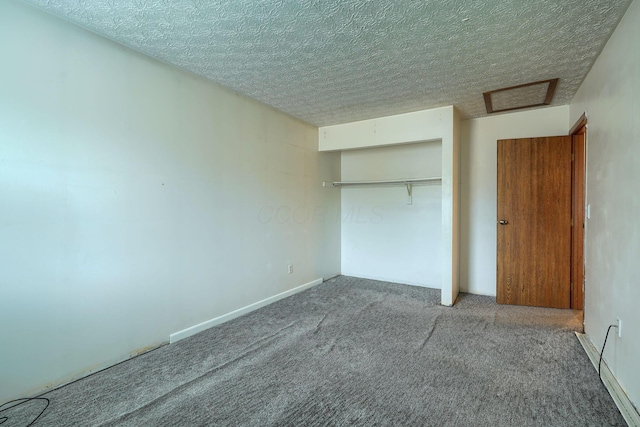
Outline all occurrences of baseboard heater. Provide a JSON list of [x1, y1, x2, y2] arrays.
[[575, 332, 640, 426]]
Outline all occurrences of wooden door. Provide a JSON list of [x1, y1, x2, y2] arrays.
[[497, 136, 572, 308]]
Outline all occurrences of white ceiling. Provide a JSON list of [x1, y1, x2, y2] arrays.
[[24, 0, 631, 126]]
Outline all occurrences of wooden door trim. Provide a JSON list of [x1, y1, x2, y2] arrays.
[[569, 112, 587, 136], [570, 114, 587, 310]]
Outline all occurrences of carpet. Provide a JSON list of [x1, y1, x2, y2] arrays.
[[4, 276, 625, 426]]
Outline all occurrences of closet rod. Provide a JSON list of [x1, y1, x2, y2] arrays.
[[326, 177, 442, 205], [329, 177, 441, 187]]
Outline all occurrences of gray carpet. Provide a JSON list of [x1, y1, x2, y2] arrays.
[[5, 276, 625, 426]]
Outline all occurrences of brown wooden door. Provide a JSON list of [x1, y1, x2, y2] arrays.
[[497, 136, 572, 308]]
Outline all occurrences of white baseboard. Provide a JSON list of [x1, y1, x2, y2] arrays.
[[575, 332, 640, 426], [169, 278, 323, 344]]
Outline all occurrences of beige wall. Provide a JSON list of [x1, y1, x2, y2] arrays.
[[460, 106, 570, 296], [0, 0, 340, 403], [570, 0, 640, 409]]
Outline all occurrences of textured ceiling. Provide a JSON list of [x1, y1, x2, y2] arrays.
[[24, 0, 631, 126]]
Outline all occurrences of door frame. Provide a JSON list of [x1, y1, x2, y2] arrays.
[[570, 113, 587, 310]]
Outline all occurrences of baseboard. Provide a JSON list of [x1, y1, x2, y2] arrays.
[[169, 278, 324, 344], [575, 332, 640, 426], [6, 341, 166, 405]]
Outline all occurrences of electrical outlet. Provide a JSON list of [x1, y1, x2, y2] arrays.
[[288, 264, 293, 274], [616, 317, 622, 338]]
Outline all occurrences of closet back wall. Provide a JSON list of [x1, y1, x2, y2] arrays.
[[341, 142, 442, 287]]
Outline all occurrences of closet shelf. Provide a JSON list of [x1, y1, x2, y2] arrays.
[[326, 177, 441, 187], [323, 177, 442, 205]]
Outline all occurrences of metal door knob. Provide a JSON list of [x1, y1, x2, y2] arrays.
[[498, 220, 509, 225]]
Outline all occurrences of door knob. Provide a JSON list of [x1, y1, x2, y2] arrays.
[[498, 220, 509, 225]]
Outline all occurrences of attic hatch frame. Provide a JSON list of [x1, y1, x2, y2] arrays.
[[483, 78, 559, 114]]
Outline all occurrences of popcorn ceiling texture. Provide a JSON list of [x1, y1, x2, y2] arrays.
[[24, 0, 631, 126]]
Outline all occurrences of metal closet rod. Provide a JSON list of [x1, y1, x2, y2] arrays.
[[328, 177, 442, 186], [324, 177, 442, 205]]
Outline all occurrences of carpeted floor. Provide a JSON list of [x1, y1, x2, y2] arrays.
[[5, 276, 625, 426]]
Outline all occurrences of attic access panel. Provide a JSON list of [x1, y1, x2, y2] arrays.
[[483, 78, 559, 114]]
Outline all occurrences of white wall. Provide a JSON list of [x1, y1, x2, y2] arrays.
[[341, 142, 442, 287], [320, 106, 460, 305], [570, 0, 640, 409], [459, 106, 570, 296], [451, 108, 461, 301], [0, 0, 340, 404]]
